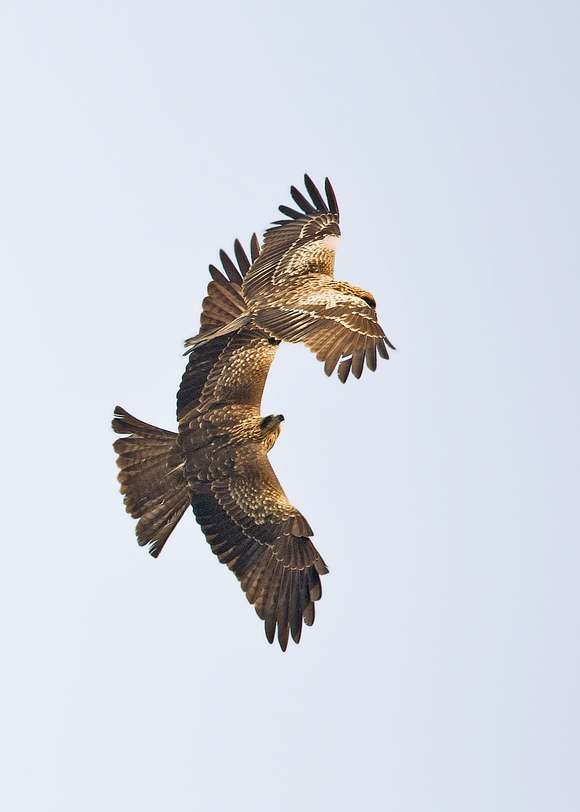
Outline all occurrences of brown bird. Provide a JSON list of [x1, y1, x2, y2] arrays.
[[186, 175, 395, 382], [113, 238, 328, 651]]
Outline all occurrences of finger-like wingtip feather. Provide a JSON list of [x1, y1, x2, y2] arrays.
[[278, 623, 289, 652], [290, 185, 316, 215], [365, 344, 377, 372], [304, 174, 329, 212], [303, 601, 315, 627], [325, 178, 339, 217], [338, 357, 352, 383], [264, 615, 276, 645], [219, 248, 244, 285], [278, 204, 304, 220], [351, 350, 365, 380], [233, 239, 251, 276], [250, 233, 260, 262], [377, 339, 390, 360], [324, 346, 343, 377]]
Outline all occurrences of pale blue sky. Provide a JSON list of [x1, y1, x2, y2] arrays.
[[1, 2, 579, 810]]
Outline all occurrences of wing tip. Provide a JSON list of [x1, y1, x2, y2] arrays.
[[272, 174, 340, 228]]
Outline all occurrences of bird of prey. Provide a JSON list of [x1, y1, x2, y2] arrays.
[[186, 175, 395, 382], [113, 239, 328, 651]]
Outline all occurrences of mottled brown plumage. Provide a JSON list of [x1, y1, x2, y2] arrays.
[[113, 240, 327, 650], [186, 175, 395, 381]]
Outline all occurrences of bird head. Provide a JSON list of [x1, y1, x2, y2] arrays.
[[260, 414, 285, 451]]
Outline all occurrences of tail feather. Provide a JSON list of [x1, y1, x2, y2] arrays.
[[112, 406, 191, 557]]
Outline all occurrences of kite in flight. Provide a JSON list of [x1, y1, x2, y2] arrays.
[[186, 175, 395, 382], [113, 239, 328, 650], [113, 176, 394, 649]]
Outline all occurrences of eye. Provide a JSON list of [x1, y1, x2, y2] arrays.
[[361, 294, 376, 308], [260, 416, 272, 428]]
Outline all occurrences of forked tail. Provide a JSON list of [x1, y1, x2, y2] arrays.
[[112, 407, 190, 557]]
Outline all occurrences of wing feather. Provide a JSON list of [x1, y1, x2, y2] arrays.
[[250, 233, 260, 262], [278, 205, 305, 220], [290, 185, 316, 215], [243, 176, 341, 301], [219, 248, 244, 286], [189, 485, 326, 649], [337, 357, 352, 383], [304, 174, 329, 212], [303, 601, 315, 627], [349, 350, 363, 380], [241, 177, 393, 380], [276, 566, 291, 651], [324, 177, 339, 216], [233, 239, 252, 276], [254, 294, 390, 381], [288, 568, 302, 644], [365, 343, 377, 372]]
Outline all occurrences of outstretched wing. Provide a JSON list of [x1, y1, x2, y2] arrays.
[[178, 327, 327, 650], [254, 279, 393, 382], [188, 447, 328, 652], [243, 174, 341, 300], [243, 175, 394, 381]]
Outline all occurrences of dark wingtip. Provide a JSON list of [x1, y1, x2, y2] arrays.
[[337, 358, 352, 383], [303, 602, 315, 627], [325, 178, 339, 217], [264, 617, 276, 645], [290, 185, 316, 215], [365, 344, 377, 372], [233, 239, 251, 276], [278, 624, 289, 652], [291, 624, 302, 645], [113, 405, 127, 422], [303, 174, 329, 213], [250, 233, 260, 262], [112, 406, 131, 433], [377, 340, 390, 360], [278, 204, 303, 220]]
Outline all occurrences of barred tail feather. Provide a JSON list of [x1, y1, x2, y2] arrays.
[[112, 406, 190, 557]]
